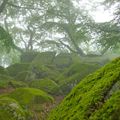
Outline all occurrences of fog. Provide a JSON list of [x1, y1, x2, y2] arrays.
[[0, 0, 120, 119]]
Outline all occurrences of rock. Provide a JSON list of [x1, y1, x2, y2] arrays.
[[48, 57, 120, 120]]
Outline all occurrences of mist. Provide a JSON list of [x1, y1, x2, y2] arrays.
[[0, 0, 120, 120]]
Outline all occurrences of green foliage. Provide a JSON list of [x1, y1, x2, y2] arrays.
[[97, 22, 120, 51], [48, 57, 120, 120], [0, 26, 14, 52], [29, 79, 62, 95], [0, 97, 28, 120], [7, 88, 54, 107]]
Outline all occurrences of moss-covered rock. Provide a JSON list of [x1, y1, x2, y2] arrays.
[[0, 74, 13, 81], [53, 53, 72, 68], [15, 71, 35, 82], [7, 88, 54, 107], [6, 63, 31, 77], [0, 66, 8, 75], [57, 62, 100, 93], [33, 51, 56, 65], [21, 51, 56, 64], [48, 57, 120, 120], [29, 79, 62, 95], [31, 62, 60, 80], [0, 97, 29, 120], [0, 75, 27, 89], [20, 51, 39, 63]]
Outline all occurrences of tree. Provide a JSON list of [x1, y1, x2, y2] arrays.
[[40, 0, 94, 56], [95, 0, 120, 53]]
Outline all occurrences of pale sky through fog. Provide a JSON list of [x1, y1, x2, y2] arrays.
[[73, 0, 113, 23], [90, 6, 113, 22]]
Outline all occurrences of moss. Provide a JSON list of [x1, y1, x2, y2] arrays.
[[56, 61, 100, 93], [0, 80, 27, 89], [0, 75, 14, 88], [7, 87, 54, 107], [48, 57, 120, 120], [90, 91, 120, 120], [0, 74, 13, 81], [0, 75, 27, 89], [7, 80, 28, 88], [29, 79, 62, 95], [21, 51, 56, 64], [53, 53, 72, 68], [15, 71, 35, 82], [33, 51, 56, 65], [0, 97, 29, 120], [0, 66, 8, 75], [31, 61, 60, 80], [20, 51, 39, 63], [6, 63, 31, 77]]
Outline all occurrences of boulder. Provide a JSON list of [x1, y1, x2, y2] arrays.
[[48, 57, 120, 120]]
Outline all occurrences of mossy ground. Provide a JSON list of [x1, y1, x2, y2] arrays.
[[48, 57, 120, 120]]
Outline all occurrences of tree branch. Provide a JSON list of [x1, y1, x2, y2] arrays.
[[59, 40, 78, 53], [7, 2, 43, 11], [0, 0, 8, 14]]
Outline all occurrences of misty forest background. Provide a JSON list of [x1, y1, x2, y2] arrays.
[[0, 0, 120, 120]]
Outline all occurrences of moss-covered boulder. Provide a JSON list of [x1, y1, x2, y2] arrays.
[[48, 57, 120, 120], [0, 75, 27, 89], [20, 51, 39, 63], [6, 63, 31, 77], [31, 62, 60, 80], [0, 97, 29, 120], [21, 51, 56, 64], [0, 66, 8, 75], [57, 62, 100, 93], [53, 53, 72, 68], [29, 79, 62, 95], [7, 88, 54, 107], [33, 51, 56, 65], [15, 71, 35, 82]]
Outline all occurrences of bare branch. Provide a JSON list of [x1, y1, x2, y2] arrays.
[[7, 2, 43, 11]]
